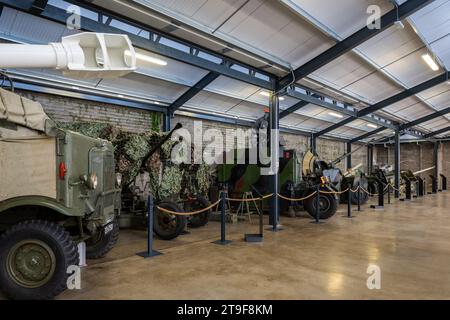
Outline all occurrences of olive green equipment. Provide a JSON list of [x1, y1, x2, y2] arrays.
[[217, 148, 339, 220], [0, 88, 121, 300]]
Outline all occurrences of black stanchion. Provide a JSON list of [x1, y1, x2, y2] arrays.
[[387, 184, 391, 204], [311, 185, 323, 224], [370, 180, 384, 210], [417, 177, 424, 197], [401, 178, 412, 201], [137, 194, 162, 258], [357, 181, 361, 212], [213, 191, 232, 245], [441, 174, 447, 191], [245, 195, 264, 243], [343, 183, 353, 218], [429, 175, 438, 194]]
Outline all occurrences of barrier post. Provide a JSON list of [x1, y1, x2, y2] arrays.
[[245, 196, 264, 243], [402, 178, 411, 201], [430, 175, 438, 194], [137, 194, 162, 258], [343, 183, 353, 218], [417, 177, 424, 197], [357, 181, 361, 212], [440, 174, 447, 191], [213, 191, 232, 245], [387, 184, 391, 204], [370, 180, 384, 210], [311, 185, 323, 224]]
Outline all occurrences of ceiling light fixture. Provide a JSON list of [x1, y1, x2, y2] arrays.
[[125, 50, 167, 66], [259, 91, 271, 97], [367, 123, 378, 129], [422, 53, 440, 71], [328, 112, 344, 119]]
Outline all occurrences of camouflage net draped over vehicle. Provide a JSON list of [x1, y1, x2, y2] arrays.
[[63, 122, 215, 200]]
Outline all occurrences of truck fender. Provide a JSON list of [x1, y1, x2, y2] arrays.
[[0, 196, 74, 217]]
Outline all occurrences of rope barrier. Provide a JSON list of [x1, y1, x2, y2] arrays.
[[226, 193, 274, 202], [157, 199, 221, 216], [277, 191, 318, 202], [319, 188, 350, 195], [360, 186, 378, 197], [350, 186, 361, 193]]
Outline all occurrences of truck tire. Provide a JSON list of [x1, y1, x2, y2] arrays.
[[187, 196, 211, 228], [154, 201, 187, 240], [0, 220, 78, 300], [86, 221, 119, 260], [304, 192, 337, 220]]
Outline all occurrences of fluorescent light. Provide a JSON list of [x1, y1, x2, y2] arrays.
[[328, 112, 344, 118], [279, 97, 285, 101], [125, 50, 167, 66], [117, 94, 125, 98], [422, 53, 439, 71], [367, 123, 378, 129], [259, 91, 271, 97]]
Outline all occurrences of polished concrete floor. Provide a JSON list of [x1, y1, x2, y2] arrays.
[[3, 192, 450, 300]]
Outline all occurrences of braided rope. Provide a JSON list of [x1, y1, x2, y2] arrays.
[[277, 191, 318, 202], [157, 199, 221, 216]]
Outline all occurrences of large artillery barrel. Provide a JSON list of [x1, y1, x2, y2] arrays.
[[140, 122, 183, 169]]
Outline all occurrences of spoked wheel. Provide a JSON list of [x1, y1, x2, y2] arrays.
[[0, 220, 78, 300], [153, 201, 187, 240], [304, 192, 337, 220], [187, 195, 211, 228]]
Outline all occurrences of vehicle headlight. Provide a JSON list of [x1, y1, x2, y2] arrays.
[[116, 173, 122, 187], [87, 173, 98, 190]]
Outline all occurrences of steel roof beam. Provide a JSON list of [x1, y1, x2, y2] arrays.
[[278, 0, 435, 89], [358, 71, 450, 117], [286, 88, 397, 131], [400, 107, 450, 130], [168, 71, 220, 115], [349, 127, 387, 144], [310, 72, 450, 138], [423, 126, 450, 139]]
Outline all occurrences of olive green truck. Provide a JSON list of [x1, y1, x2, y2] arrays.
[[0, 88, 122, 299]]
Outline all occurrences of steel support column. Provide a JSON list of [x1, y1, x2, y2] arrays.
[[367, 144, 374, 174], [269, 93, 280, 229], [394, 130, 401, 198], [346, 142, 352, 170], [163, 113, 172, 132], [310, 134, 317, 153], [434, 142, 439, 181]]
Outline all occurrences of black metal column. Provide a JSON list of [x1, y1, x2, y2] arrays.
[[311, 134, 317, 153], [163, 112, 172, 132], [394, 130, 401, 198], [269, 94, 280, 229], [367, 144, 374, 174], [434, 142, 439, 183], [346, 142, 352, 170]]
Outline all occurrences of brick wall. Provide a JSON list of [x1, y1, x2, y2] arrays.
[[17, 90, 156, 133]]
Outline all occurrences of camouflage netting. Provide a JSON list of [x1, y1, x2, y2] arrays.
[[63, 121, 215, 200]]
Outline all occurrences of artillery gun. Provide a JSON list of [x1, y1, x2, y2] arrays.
[[0, 33, 136, 299]]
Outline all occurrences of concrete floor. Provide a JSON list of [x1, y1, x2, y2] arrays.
[[3, 192, 450, 300]]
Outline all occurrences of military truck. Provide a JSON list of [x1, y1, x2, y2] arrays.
[[0, 33, 136, 299]]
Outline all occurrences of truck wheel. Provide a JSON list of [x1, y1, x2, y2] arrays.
[[86, 221, 119, 260], [304, 192, 337, 220], [0, 220, 78, 300], [188, 196, 211, 228], [154, 201, 187, 240]]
